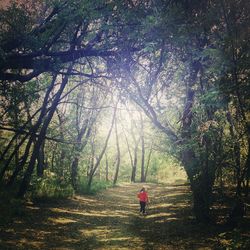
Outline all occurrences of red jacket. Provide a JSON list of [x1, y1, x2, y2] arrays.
[[137, 191, 148, 202]]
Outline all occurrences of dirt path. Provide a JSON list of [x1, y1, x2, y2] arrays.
[[0, 183, 248, 249]]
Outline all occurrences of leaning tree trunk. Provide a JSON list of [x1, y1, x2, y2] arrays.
[[17, 68, 72, 198], [0, 107, 40, 167], [6, 136, 34, 187], [0, 133, 29, 182], [3, 75, 57, 185]]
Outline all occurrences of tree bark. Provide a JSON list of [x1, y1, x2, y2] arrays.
[[113, 118, 121, 185], [226, 111, 242, 196], [17, 67, 72, 197], [71, 120, 88, 190], [122, 128, 134, 181], [71, 126, 91, 191], [4, 75, 58, 186], [105, 153, 109, 181], [87, 104, 117, 190], [140, 113, 145, 182], [37, 140, 45, 177], [144, 143, 153, 182], [131, 145, 138, 183], [180, 61, 214, 223], [130, 115, 140, 183]]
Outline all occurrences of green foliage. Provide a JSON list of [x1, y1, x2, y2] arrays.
[[0, 2, 52, 54], [77, 176, 112, 195], [31, 171, 74, 199]]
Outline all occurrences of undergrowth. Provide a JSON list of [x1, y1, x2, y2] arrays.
[[77, 177, 113, 195]]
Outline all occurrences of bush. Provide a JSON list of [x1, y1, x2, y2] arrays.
[[31, 171, 74, 199], [77, 176, 112, 195]]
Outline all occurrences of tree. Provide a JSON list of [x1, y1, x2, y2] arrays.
[[70, 85, 102, 191], [139, 111, 146, 182], [87, 103, 117, 190], [0, 0, 150, 196], [116, 0, 250, 222], [113, 115, 121, 185], [0, 0, 146, 82]]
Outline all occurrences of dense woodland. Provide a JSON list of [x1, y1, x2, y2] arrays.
[[0, 0, 249, 229]]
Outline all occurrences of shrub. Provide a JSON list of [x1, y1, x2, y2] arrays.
[[31, 171, 74, 199], [77, 176, 112, 195]]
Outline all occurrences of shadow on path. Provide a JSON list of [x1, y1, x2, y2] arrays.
[[0, 183, 250, 249]]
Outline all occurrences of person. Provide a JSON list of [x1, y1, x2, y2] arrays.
[[137, 187, 149, 215]]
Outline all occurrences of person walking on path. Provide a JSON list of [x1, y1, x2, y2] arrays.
[[137, 187, 149, 215]]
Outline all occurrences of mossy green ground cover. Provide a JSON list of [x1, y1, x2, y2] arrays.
[[0, 183, 250, 249]]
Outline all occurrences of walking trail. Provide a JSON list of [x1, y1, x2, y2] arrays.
[[0, 183, 242, 249]]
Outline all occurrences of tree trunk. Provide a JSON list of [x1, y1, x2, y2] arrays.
[[243, 133, 250, 197], [191, 181, 212, 223], [0, 107, 40, 165], [3, 75, 57, 185], [183, 155, 214, 223], [14, 138, 19, 170], [180, 61, 215, 223], [144, 143, 153, 182], [87, 104, 117, 190], [105, 154, 109, 181], [140, 112, 145, 182], [37, 140, 45, 177], [226, 111, 242, 196], [71, 123, 90, 191], [71, 157, 79, 190], [131, 145, 138, 183], [140, 131, 145, 182], [17, 68, 72, 198], [0, 133, 29, 181], [123, 130, 134, 181], [113, 118, 120, 185], [6, 136, 34, 187]]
